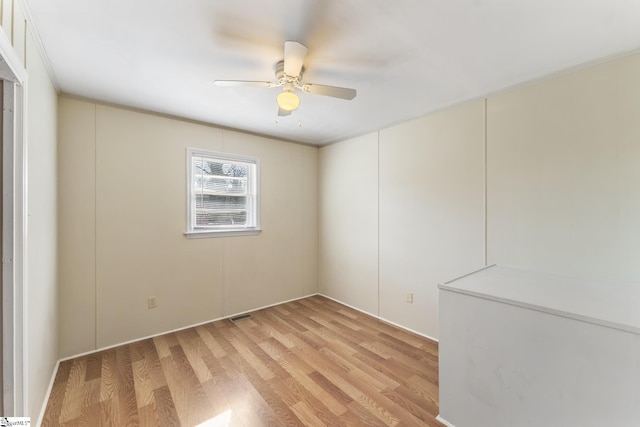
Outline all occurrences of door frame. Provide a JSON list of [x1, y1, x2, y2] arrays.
[[0, 28, 27, 416]]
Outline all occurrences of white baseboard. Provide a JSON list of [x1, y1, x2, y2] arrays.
[[436, 415, 456, 427], [59, 293, 437, 363], [59, 293, 319, 362], [36, 359, 60, 427], [318, 293, 439, 343]]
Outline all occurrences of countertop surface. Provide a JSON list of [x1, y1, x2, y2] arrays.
[[439, 265, 640, 335]]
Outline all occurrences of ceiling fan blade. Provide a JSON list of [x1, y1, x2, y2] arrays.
[[213, 80, 276, 88], [284, 41, 308, 77], [278, 108, 291, 117], [301, 83, 357, 100]]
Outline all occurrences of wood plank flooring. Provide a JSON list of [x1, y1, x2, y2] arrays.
[[42, 295, 443, 426]]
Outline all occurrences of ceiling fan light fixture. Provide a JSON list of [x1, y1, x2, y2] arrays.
[[215, 41, 356, 115], [277, 90, 300, 111]]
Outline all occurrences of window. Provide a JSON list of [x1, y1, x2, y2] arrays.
[[186, 148, 260, 238]]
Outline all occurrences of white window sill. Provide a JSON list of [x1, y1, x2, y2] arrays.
[[184, 229, 262, 239]]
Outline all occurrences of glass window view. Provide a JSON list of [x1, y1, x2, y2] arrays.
[[187, 149, 259, 236]]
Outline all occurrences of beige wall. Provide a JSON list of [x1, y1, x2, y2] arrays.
[[487, 53, 640, 281], [319, 103, 486, 338], [319, 51, 640, 340], [26, 29, 58, 419], [57, 100, 95, 356], [378, 101, 486, 338], [319, 133, 379, 314], [1, 0, 59, 419], [58, 98, 318, 356]]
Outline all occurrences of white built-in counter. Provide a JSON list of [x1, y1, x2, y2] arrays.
[[437, 265, 640, 427]]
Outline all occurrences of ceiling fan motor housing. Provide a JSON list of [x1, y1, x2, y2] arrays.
[[275, 60, 303, 86]]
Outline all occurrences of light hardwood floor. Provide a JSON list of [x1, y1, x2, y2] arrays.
[[42, 295, 443, 426]]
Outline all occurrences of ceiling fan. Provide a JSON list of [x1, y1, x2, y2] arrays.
[[214, 41, 357, 116]]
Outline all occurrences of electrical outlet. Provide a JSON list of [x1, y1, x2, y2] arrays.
[[406, 292, 413, 303], [148, 296, 157, 309]]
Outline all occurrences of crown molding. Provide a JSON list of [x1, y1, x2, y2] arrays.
[[15, 0, 61, 93]]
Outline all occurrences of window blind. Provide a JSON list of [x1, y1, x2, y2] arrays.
[[187, 149, 259, 235]]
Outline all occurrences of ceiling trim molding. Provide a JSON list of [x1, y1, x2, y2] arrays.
[[16, 0, 61, 93]]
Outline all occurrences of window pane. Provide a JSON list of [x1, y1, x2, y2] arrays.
[[196, 176, 247, 194], [188, 149, 259, 234], [196, 160, 248, 178], [196, 195, 247, 210], [196, 210, 247, 227]]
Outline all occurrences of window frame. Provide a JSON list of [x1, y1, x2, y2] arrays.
[[185, 148, 261, 238]]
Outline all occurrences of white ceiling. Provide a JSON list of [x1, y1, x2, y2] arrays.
[[26, 0, 640, 146]]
